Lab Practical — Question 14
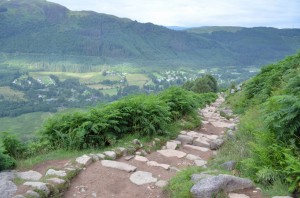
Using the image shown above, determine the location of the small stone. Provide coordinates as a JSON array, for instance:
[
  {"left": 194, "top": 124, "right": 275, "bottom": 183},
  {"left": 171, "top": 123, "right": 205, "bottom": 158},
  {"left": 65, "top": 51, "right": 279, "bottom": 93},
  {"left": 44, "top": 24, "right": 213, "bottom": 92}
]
[
  {"left": 116, "top": 147, "right": 127, "bottom": 156},
  {"left": 132, "top": 139, "right": 142, "bottom": 147},
  {"left": 272, "top": 197, "right": 293, "bottom": 198},
  {"left": 101, "top": 160, "right": 137, "bottom": 172},
  {"left": 92, "top": 192, "right": 97, "bottom": 197},
  {"left": 76, "top": 155, "right": 93, "bottom": 166},
  {"left": 154, "top": 138, "right": 160, "bottom": 142},
  {"left": 16, "top": 170, "right": 43, "bottom": 181},
  {"left": 170, "top": 140, "right": 181, "bottom": 145},
  {"left": 96, "top": 153, "right": 105, "bottom": 159},
  {"left": 135, "top": 151, "right": 142, "bottom": 155},
  {"left": 176, "top": 135, "right": 194, "bottom": 144},
  {"left": 46, "top": 178, "right": 66, "bottom": 184},
  {"left": 194, "top": 159, "right": 207, "bottom": 167},
  {"left": 228, "top": 193, "right": 250, "bottom": 198},
  {"left": 46, "top": 169, "right": 67, "bottom": 177},
  {"left": 103, "top": 151, "right": 117, "bottom": 159},
  {"left": 13, "top": 195, "right": 25, "bottom": 198},
  {"left": 180, "top": 131, "right": 187, "bottom": 135},
  {"left": 141, "top": 150, "right": 148, "bottom": 156},
  {"left": 125, "top": 155, "right": 134, "bottom": 161},
  {"left": 186, "top": 154, "right": 201, "bottom": 161},
  {"left": 155, "top": 180, "right": 168, "bottom": 188},
  {"left": 147, "top": 161, "right": 170, "bottom": 170},
  {"left": 134, "top": 155, "right": 149, "bottom": 162},
  {"left": 166, "top": 141, "right": 178, "bottom": 150},
  {"left": 157, "top": 149, "right": 186, "bottom": 158},
  {"left": 129, "top": 171, "right": 157, "bottom": 185},
  {"left": 26, "top": 190, "right": 40, "bottom": 198},
  {"left": 23, "top": 182, "right": 50, "bottom": 196}
]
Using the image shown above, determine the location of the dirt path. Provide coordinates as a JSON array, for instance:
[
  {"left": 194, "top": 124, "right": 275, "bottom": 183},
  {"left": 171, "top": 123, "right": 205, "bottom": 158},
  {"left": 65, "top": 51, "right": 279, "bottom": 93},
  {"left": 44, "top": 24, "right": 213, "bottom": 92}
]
[{"left": 63, "top": 95, "right": 262, "bottom": 198}]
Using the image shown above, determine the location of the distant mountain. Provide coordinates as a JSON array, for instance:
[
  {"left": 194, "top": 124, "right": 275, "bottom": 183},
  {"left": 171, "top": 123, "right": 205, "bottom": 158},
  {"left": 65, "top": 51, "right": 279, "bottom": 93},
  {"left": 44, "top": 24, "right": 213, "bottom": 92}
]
[
  {"left": 185, "top": 26, "right": 244, "bottom": 34},
  {"left": 166, "top": 26, "right": 190, "bottom": 31},
  {"left": 0, "top": 0, "right": 300, "bottom": 67}
]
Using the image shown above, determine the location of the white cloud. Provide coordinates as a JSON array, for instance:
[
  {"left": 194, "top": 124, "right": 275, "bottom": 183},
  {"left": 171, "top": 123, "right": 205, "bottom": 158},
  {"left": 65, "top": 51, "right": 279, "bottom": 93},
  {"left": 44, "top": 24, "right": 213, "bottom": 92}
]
[{"left": 48, "top": 0, "right": 300, "bottom": 28}]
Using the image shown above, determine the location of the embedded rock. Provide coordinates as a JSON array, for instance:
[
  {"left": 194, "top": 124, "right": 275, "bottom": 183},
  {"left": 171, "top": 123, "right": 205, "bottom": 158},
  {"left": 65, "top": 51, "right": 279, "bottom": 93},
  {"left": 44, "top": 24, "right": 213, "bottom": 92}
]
[
  {"left": 186, "top": 154, "right": 201, "bottom": 161},
  {"left": 190, "top": 174, "right": 254, "bottom": 198},
  {"left": 147, "top": 161, "right": 170, "bottom": 170},
  {"left": 23, "top": 182, "right": 50, "bottom": 196},
  {"left": 221, "top": 161, "right": 236, "bottom": 171},
  {"left": 176, "top": 135, "right": 194, "bottom": 144},
  {"left": 76, "top": 155, "right": 93, "bottom": 166},
  {"left": 134, "top": 155, "right": 149, "bottom": 162},
  {"left": 166, "top": 141, "right": 178, "bottom": 150},
  {"left": 103, "top": 151, "right": 117, "bottom": 159},
  {"left": 193, "top": 137, "right": 210, "bottom": 148},
  {"left": 101, "top": 160, "right": 137, "bottom": 172},
  {"left": 155, "top": 180, "right": 168, "bottom": 188},
  {"left": 183, "top": 145, "right": 210, "bottom": 152},
  {"left": 229, "top": 193, "right": 250, "bottom": 198},
  {"left": 16, "top": 170, "right": 42, "bottom": 181},
  {"left": 210, "top": 139, "right": 224, "bottom": 150},
  {"left": 45, "top": 169, "right": 67, "bottom": 177},
  {"left": 157, "top": 149, "right": 186, "bottom": 158},
  {"left": 129, "top": 171, "right": 157, "bottom": 185},
  {"left": 194, "top": 160, "right": 207, "bottom": 167},
  {"left": 46, "top": 177, "right": 66, "bottom": 185}
]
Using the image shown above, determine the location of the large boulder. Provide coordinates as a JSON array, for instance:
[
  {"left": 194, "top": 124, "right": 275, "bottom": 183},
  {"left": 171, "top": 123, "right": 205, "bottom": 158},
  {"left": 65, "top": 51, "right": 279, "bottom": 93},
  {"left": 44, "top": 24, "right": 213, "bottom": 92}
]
[
  {"left": 210, "top": 139, "right": 224, "bottom": 150},
  {"left": 23, "top": 182, "right": 50, "bottom": 196},
  {"left": 76, "top": 155, "right": 93, "bottom": 166},
  {"left": 190, "top": 174, "right": 254, "bottom": 198}
]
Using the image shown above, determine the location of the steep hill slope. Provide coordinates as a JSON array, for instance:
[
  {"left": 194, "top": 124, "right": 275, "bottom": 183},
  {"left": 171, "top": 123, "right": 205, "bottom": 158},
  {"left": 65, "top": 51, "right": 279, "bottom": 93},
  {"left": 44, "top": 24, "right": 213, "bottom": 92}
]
[{"left": 0, "top": 0, "right": 299, "bottom": 67}]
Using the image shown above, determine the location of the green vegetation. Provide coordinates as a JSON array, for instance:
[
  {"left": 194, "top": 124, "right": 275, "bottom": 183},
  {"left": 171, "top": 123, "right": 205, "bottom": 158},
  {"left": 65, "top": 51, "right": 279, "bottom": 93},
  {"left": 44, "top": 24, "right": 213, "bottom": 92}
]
[
  {"left": 183, "top": 74, "right": 218, "bottom": 93},
  {"left": 166, "top": 166, "right": 204, "bottom": 198},
  {"left": 218, "top": 52, "right": 300, "bottom": 196},
  {"left": 0, "top": 77, "right": 217, "bottom": 171}
]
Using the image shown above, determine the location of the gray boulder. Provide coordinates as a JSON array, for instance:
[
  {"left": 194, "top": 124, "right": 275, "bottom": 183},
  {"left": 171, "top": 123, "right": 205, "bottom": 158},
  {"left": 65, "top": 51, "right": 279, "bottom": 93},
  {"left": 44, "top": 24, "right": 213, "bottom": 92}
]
[
  {"left": 190, "top": 174, "right": 254, "bottom": 198},
  {"left": 23, "top": 182, "right": 50, "bottom": 196},
  {"left": 129, "top": 171, "right": 157, "bottom": 185},
  {"left": 210, "top": 139, "right": 224, "bottom": 150},
  {"left": 0, "top": 180, "right": 17, "bottom": 198},
  {"left": 176, "top": 135, "right": 194, "bottom": 144},
  {"left": 16, "top": 170, "right": 42, "bottom": 181}
]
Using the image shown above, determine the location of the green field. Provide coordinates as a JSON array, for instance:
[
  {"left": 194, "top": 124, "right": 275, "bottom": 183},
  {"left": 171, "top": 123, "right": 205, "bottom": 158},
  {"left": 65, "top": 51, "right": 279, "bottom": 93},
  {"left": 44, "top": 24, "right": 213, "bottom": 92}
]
[
  {"left": 0, "top": 108, "right": 85, "bottom": 140},
  {"left": 100, "top": 88, "right": 118, "bottom": 96},
  {"left": 0, "top": 86, "right": 25, "bottom": 101},
  {"left": 126, "top": 74, "right": 150, "bottom": 87},
  {"left": 0, "top": 112, "right": 52, "bottom": 140},
  {"left": 29, "top": 72, "right": 121, "bottom": 84}
]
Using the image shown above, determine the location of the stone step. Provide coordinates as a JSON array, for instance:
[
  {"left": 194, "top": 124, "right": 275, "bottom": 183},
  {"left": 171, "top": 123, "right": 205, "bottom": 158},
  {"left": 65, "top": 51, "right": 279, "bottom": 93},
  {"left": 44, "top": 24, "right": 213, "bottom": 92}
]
[
  {"left": 183, "top": 144, "right": 210, "bottom": 152},
  {"left": 134, "top": 155, "right": 149, "bottom": 162},
  {"left": 101, "top": 160, "right": 137, "bottom": 172},
  {"left": 157, "top": 149, "right": 187, "bottom": 158},
  {"left": 129, "top": 171, "right": 158, "bottom": 185},
  {"left": 146, "top": 161, "right": 170, "bottom": 170}
]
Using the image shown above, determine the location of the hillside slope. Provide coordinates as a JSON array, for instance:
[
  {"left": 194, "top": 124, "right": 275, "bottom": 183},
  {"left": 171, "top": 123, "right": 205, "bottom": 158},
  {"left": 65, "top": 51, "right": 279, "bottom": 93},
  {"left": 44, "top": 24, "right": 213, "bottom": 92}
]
[{"left": 0, "top": 0, "right": 299, "bottom": 67}]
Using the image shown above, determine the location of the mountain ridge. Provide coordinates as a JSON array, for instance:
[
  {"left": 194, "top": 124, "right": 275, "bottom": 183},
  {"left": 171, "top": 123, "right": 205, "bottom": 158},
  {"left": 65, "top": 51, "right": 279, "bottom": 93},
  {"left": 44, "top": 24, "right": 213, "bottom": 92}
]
[{"left": 0, "top": 0, "right": 300, "bottom": 67}]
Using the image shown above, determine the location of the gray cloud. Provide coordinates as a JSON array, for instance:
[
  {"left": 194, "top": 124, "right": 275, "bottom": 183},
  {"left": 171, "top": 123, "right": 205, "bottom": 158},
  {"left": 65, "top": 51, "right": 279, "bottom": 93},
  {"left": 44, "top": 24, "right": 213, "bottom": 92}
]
[{"left": 48, "top": 0, "right": 300, "bottom": 28}]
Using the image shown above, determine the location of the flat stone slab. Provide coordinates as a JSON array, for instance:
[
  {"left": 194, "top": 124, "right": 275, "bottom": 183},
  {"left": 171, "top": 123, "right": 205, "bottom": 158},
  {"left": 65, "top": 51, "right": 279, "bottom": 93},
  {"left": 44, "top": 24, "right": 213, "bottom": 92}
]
[
  {"left": 229, "top": 193, "right": 250, "bottom": 198},
  {"left": 130, "top": 171, "right": 157, "bottom": 185},
  {"left": 193, "top": 137, "right": 210, "bottom": 148},
  {"left": 134, "top": 155, "right": 149, "bottom": 162},
  {"left": 16, "top": 170, "right": 42, "bottom": 181},
  {"left": 76, "top": 155, "right": 93, "bottom": 166},
  {"left": 147, "top": 161, "right": 170, "bottom": 170},
  {"left": 101, "top": 160, "right": 137, "bottom": 172},
  {"left": 166, "top": 141, "right": 178, "bottom": 150},
  {"left": 194, "top": 159, "right": 207, "bottom": 167},
  {"left": 45, "top": 169, "right": 67, "bottom": 177},
  {"left": 183, "top": 145, "right": 210, "bottom": 152},
  {"left": 125, "top": 155, "right": 134, "bottom": 161},
  {"left": 157, "top": 149, "right": 187, "bottom": 158},
  {"left": 186, "top": 154, "right": 201, "bottom": 161},
  {"left": 23, "top": 182, "right": 50, "bottom": 195}
]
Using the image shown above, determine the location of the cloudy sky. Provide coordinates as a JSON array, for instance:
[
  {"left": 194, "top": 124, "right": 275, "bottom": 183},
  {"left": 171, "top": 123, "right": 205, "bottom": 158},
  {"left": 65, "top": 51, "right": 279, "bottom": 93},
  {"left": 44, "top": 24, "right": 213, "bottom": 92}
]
[{"left": 48, "top": 0, "right": 300, "bottom": 28}]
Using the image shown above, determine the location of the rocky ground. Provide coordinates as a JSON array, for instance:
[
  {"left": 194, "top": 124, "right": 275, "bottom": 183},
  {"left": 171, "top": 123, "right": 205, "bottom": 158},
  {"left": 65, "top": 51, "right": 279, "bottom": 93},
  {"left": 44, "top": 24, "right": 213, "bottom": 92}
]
[{"left": 1, "top": 95, "right": 292, "bottom": 198}]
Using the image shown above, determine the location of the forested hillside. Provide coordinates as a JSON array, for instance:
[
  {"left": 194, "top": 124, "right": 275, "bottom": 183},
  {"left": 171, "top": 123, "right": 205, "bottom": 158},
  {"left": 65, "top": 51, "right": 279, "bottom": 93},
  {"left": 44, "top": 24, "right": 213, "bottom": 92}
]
[
  {"left": 223, "top": 52, "right": 300, "bottom": 196},
  {"left": 0, "top": 0, "right": 299, "bottom": 67}
]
